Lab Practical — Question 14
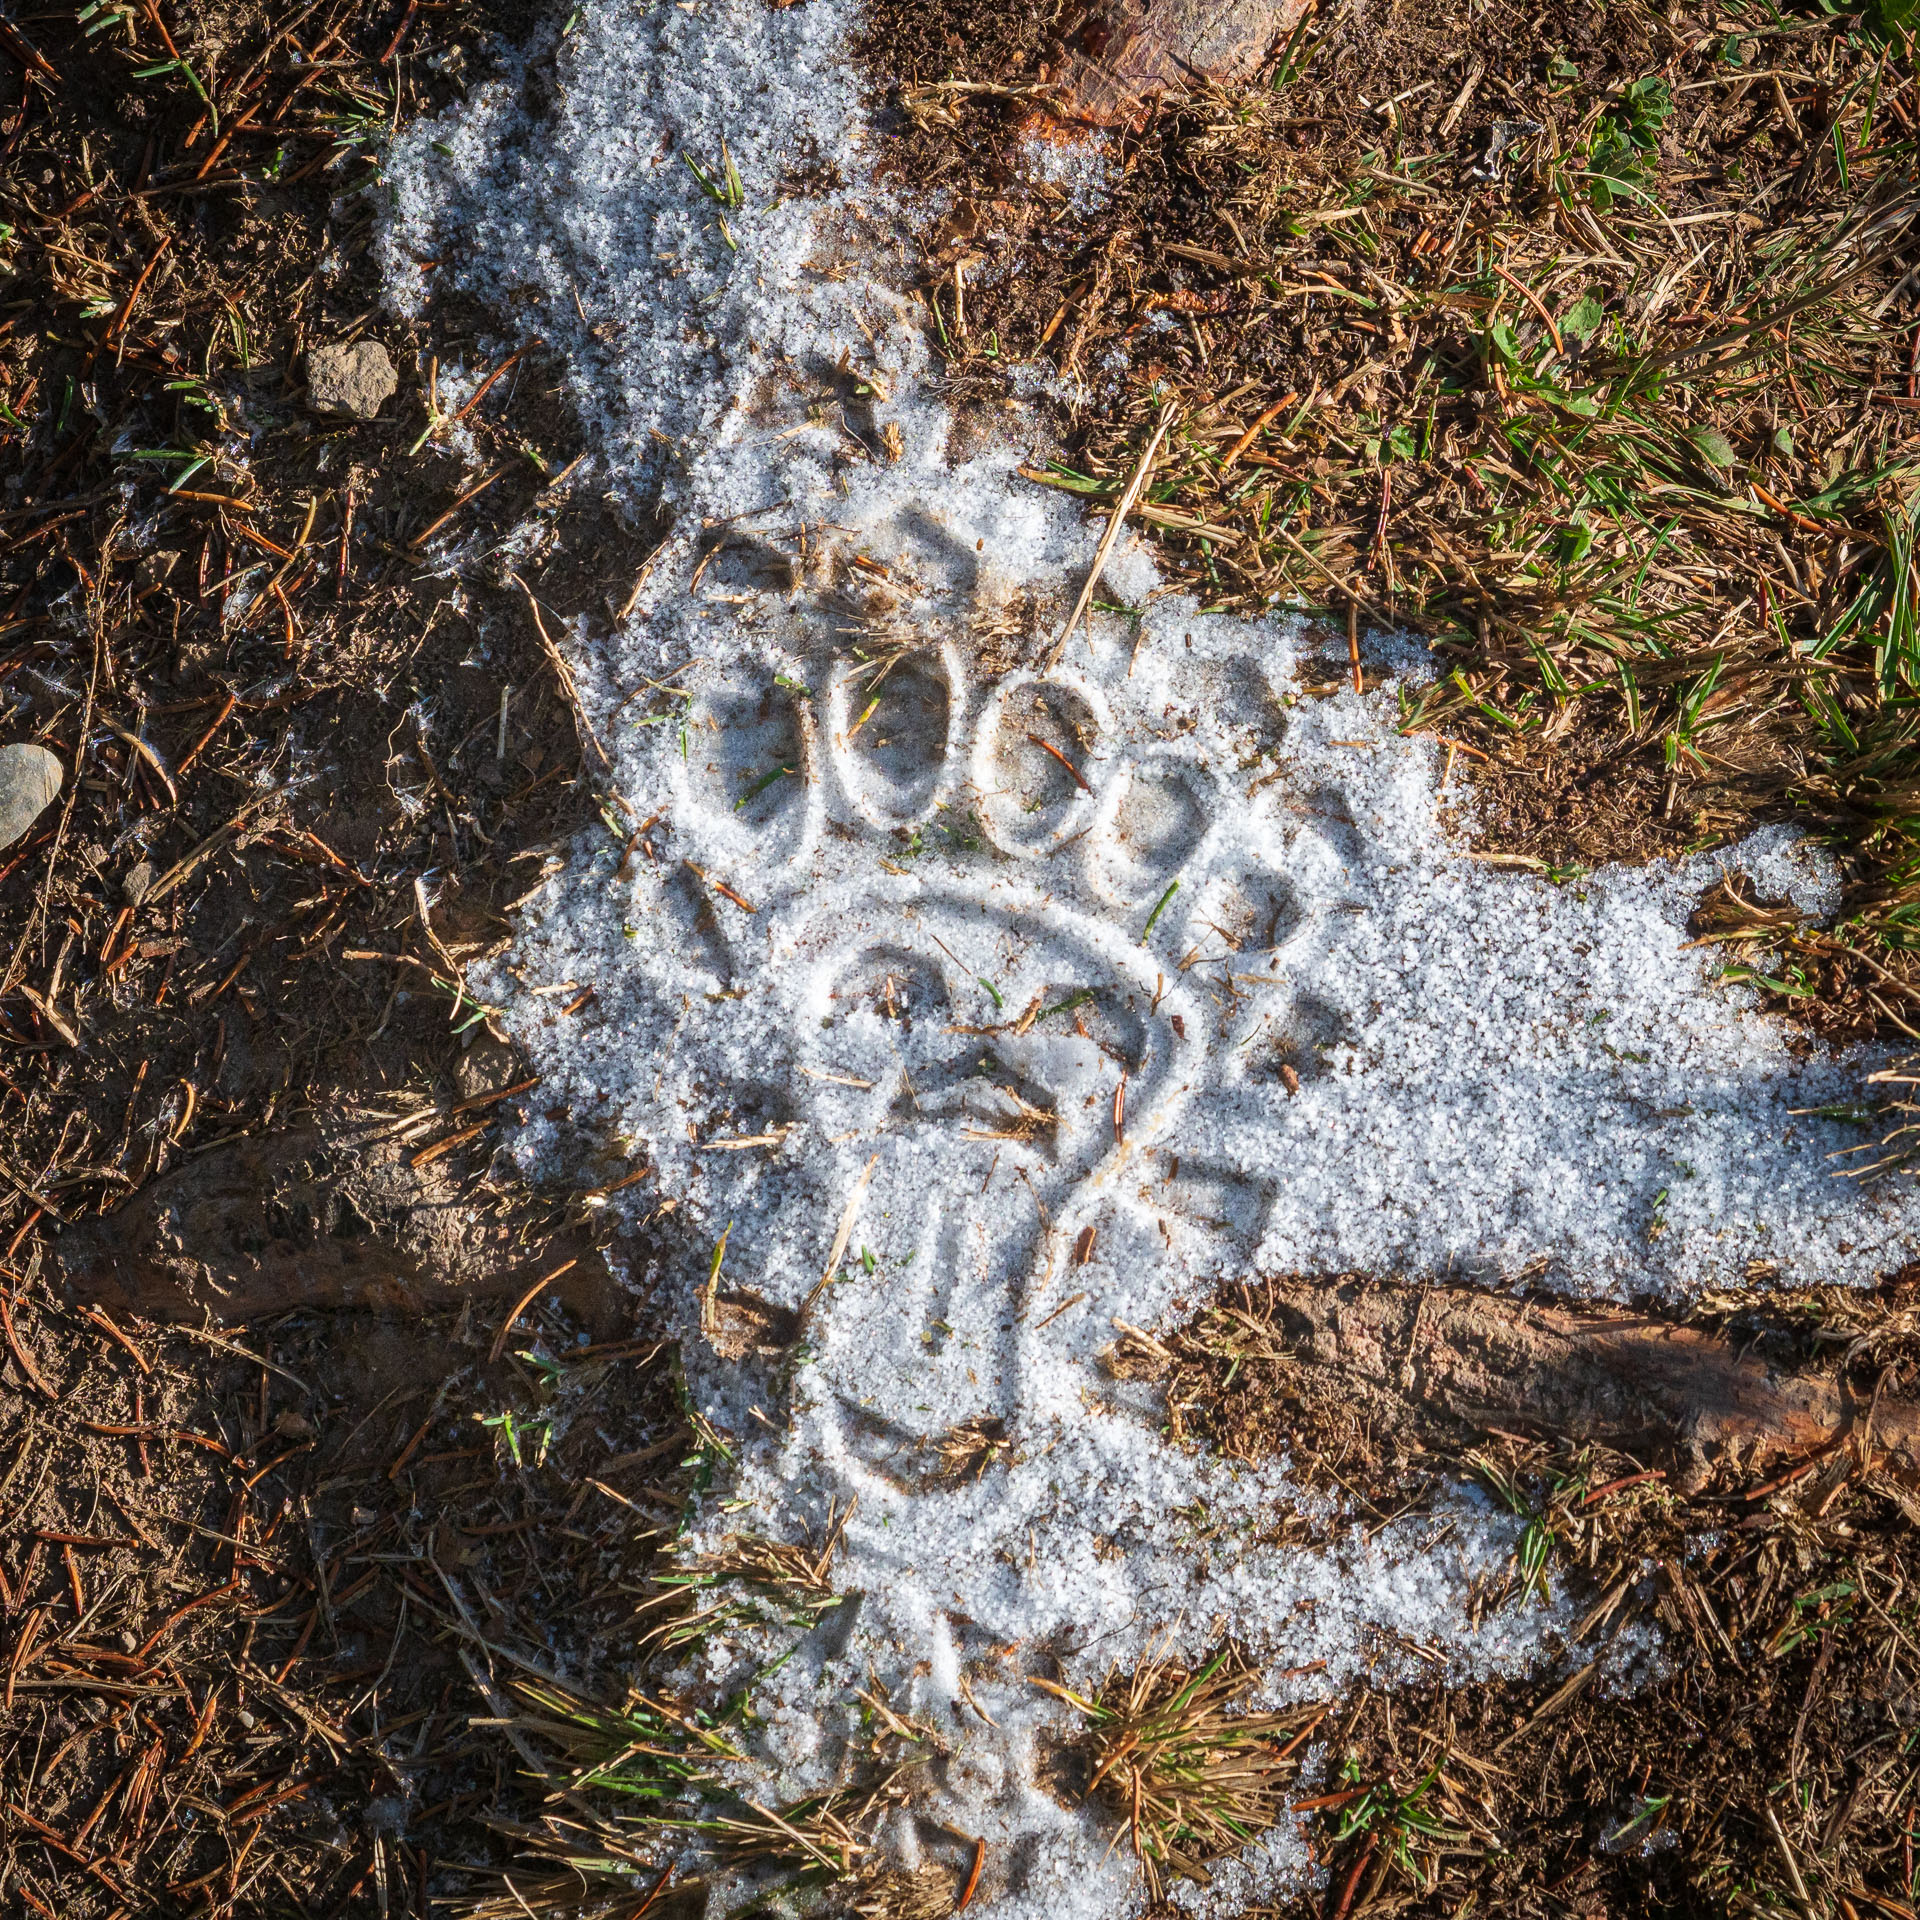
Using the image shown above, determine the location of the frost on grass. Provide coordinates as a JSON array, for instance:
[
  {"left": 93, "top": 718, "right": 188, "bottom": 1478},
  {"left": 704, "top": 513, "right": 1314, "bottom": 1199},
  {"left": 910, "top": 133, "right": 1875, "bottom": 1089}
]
[{"left": 381, "top": 2, "right": 1919, "bottom": 1911}]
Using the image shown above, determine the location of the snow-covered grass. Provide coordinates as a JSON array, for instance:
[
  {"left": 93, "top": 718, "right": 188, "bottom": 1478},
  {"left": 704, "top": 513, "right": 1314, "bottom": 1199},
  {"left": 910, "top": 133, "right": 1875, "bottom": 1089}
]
[{"left": 378, "top": 2, "right": 1920, "bottom": 1910}]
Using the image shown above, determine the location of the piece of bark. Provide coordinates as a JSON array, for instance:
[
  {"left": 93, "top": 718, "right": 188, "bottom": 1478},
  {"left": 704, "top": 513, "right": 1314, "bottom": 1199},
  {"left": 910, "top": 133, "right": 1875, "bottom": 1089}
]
[
  {"left": 53, "top": 1124, "right": 618, "bottom": 1326},
  {"left": 1055, "top": 0, "right": 1311, "bottom": 124},
  {"left": 1128, "top": 1282, "right": 1920, "bottom": 1489},
  {"left": 1249, "top": 1277, "right": 1920, "bottom": 1482}
]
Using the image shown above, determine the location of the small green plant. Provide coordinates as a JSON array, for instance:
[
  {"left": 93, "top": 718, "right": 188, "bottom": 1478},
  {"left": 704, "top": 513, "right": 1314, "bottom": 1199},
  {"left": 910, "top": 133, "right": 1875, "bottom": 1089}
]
[
  {"left": 683, "top": 141, "right": 745, "bottom": 210},
  {"left": 505, "top": 1676, "right": 739, "bottom": 1801},
  {"left": 1329, "top": 1760, "right": 1476, "bottom": 1896},
  {"left": 634, "top": 1501, "right": 852, "bottom": 1657},
  {"left": 635, "top": 687, "right": 695, "bottom": 759},
  {"left": 77, "top": 0, "right": 142, "bottom": 38},
  {"left": 1587, "top": 75, "right": 1673, "bottom": 210},
  {"left": 734, "top": 762, "right": 794, "bottom": 810},
  {"left": 477, "top": 1405, "right": 551, "bottom": 1469},
  {"left": 1469, "top": 1450, "right": 1556, "bottom": 1603},
  {"left": 683, "top": 140, "right": 745, "bottom": 248}
]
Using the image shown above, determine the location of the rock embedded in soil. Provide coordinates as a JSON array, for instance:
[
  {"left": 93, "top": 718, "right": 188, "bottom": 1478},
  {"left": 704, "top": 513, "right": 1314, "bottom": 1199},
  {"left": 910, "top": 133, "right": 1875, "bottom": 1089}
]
[
  {"left": 306, "top": 338, "right": 400, "bottom": 420},
  {"left": 1057, "top": 0, "right": 1311, "bottom": 122},
  {"left": 0, "top": 741, "right": 62, "bottom": 852}
]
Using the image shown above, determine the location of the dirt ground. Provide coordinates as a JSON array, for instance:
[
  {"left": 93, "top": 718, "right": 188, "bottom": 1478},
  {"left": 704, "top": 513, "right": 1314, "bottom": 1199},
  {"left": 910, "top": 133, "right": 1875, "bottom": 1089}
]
[
  {"left": 7, "top": 0, "right": 1920, "bottom": 1914},
  {"left": 1126, "top": 1272, "right": 1920, "bottom": 1918},
  {"left": 0, "top": 0, "right": 685, "bottom": 1909}
]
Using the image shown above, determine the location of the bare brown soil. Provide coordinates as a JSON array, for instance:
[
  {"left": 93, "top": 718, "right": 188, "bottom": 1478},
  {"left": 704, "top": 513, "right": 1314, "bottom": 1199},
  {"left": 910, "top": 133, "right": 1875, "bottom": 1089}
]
[
  {"left": 0, "top": 1, "right": 681, "bottom": 1912},
  {"left": 0, "top": 1278, "right": 686, "bottom": 1917},
  {"left": 1122, "top": 1273, "right": 1920, "bottom": 1917},
  {"left": 0, "top": 0, "right": 660, "bottom": 1310}
]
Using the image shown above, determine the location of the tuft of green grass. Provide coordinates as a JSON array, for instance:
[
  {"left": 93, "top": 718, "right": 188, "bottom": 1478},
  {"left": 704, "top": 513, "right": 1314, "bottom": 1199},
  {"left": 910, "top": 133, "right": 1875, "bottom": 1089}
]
[
  {"left": 503, "top": 1675, "right": 741, "bottom": 1801},
  {"left": 1321, "top": 1754, "right": 1486, "bottom": 1907},
  {"left": 1035, "top": 1640, "right": 1323, "bottom": 1897},
  {"left": 632, "top": 1500, "right": 852, "bottom": 1657}
]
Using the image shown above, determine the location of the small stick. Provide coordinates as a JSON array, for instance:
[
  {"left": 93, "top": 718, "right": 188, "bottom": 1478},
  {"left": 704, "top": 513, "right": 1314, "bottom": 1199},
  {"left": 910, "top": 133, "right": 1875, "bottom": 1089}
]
[
  {"left": 799, "top": 1155, "right": 880, "bottom": 1329},
  {"left": 134, "top": 1578, "right": 243, "bottom": 1661},
  {"left": 1026, "top": 732, "right": 1091, "bottom": 792},
  {"left": 1033, "top": 1291, "right": 1087, "bottom": 1330},
  {"left": 99, "top": 907, "right": 131, "bottom": 968},
  {"left": 511, "top": 572, "right": 611, "bottom": 769},
  {"left": 387, "top": 1413, "right": 435, "bottom": 1482},
  {"left": 1219, "top": 392, "right": 1295, "bottom": 471},
  {"left": 408, "top": 1122, "right": 488, "bottom": 1169},
  {"left": 1490, "top": 258, "right": 1565, "bottom": 355},
  {"left": 684, "top": 861, "right": 756, "bottom": 914},
  {"left": 1268, "top": 519, "right": 1395, "bottom": 628},
  {"left": 79, "top": 1305, "right": 150, "bottom": 1374},
  {"left": 957, "top": 1835, "right": 986, "bottom": 1910},
  {"left": 488, "top": 1260, "right": 577, "bottom": 1364},
  {"left": 449, "top": 1075, "right": 539, "bottom": 1118},
  {"left": 108, "top": 237, "right": 173, "bottom": 352},
  {"left": 0, "top": 1293, "right": 55, "bottom": 1398},
  {"left": 336, "top": 486, "right": 354, "bottom": 594},
  {"left": 378, "top": 0, "right": 420, "bottom": 61},
  {"left": 1328, "top": 1834, "right": 1378, "bottom": 1920},
  {"left": 452, "top": 342, "right": 537, "bottom": 423},
  {"left": 1764, "top": 1804, "right": 1820, "bottom": 1920},
  {"left": 177, "top": 691, "right": 237, "bottom": 772},
  {"left": 409, "top": 466, "right": 507, "bottom": 551},
  {"left": 632, "top": 1865, "right": 676, "bottom": 1919},
  {"left": 1046, "top": 402, "right": 1177, "bottom": 669},
  {"left": 0, "top": 18, "right": 57, "bottom": 80},
  {"left": 6, "top": 1608, "right": 46, "bottom": 1708},
  {"left": 1347, "top": 598, "right": 1363, "bottom": 695},
  {"left": 3, "top": 1209, "right": 42, "bottom": 1264}
]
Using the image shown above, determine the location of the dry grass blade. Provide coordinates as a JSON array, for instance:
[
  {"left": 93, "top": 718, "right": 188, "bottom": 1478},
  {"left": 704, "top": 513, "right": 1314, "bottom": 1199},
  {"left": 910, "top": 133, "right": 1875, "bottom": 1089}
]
[
  {"left": 447, "top": 1863, "right": 674, "bottom": 1920},
  {"left": 928, "top": 1413, "right": 1012, "bottom": 1485},
  {"left": 633, "top": 1501, "right": 855, "bottom": 1657},
  {"left": 1045, "top": 400, "right": 1178, "bottom": 669},
  {"left": 680, "top": 1496, "right": 854, "bottom": 1597},
  {"left": 839, "top": 1862, "right": 958, "bottom": 1919}
]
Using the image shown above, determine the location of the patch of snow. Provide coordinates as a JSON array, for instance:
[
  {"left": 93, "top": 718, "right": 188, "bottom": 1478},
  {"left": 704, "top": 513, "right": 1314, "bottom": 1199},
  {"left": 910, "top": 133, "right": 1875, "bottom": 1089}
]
[
  {"left": 1015, "top": 127, "right": 1119, "bottom": 217},
  {"left": 379, "top": 1, "right": 1917, "bottom": 1910}
]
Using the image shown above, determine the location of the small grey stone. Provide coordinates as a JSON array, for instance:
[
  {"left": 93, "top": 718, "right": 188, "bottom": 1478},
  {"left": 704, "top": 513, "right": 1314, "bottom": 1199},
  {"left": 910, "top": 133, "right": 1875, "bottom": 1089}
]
[
  {"left": 453, "top": 1031, "right": 523, "bottom": 1104},
  {"left": 122, "top": 858, "right": 156, "bottom": 906},
  {"left": 0, "top": 743, "right": 62, "bottom": 853},
  {"left": 307, "top": 339, "right": 399, "bottom": 421},
  {"left": 135, "top": 547, "right": 182, "bottom": 592}
]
